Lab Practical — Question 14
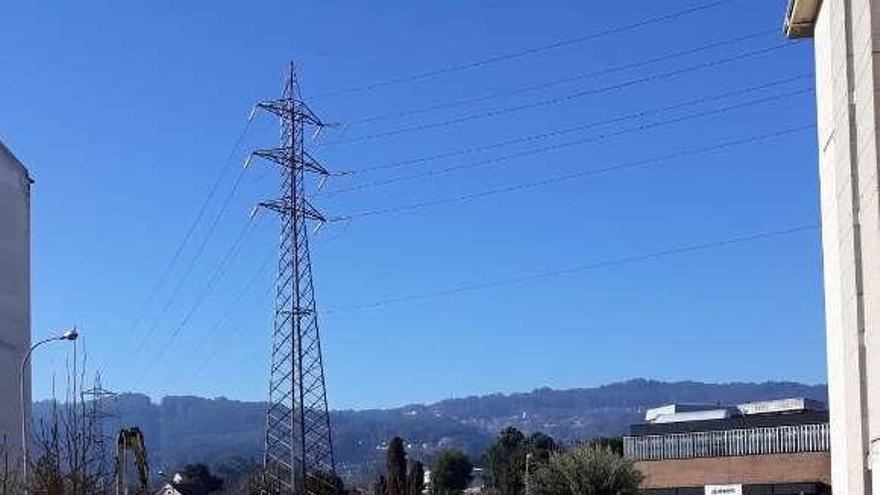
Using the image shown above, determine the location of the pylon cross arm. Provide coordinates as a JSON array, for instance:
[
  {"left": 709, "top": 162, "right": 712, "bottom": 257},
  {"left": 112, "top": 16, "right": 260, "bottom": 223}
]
[
  {"left": 248, "top": 148, "right": 329, "bottom": 176},
  {"left": 256, "top": 98, "right": 324, "bottom": 127},
  {"left": 257, "top": 199, "right": 326, "bottom": 222}
]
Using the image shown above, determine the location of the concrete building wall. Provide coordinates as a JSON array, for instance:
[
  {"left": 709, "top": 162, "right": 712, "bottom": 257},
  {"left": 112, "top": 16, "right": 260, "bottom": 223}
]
[
  {"left": 810, "top": 0, "right": 880, "bottom": 493},
  {"left": 635, "top": 452, "right": 831, "bottom": 489},
  {"left": 0, "top": 140, "right": 30, "bottom": 457}
]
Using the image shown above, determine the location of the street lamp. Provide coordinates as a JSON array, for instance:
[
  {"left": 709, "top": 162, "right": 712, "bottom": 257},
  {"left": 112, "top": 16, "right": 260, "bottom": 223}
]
[{"left": 19, "top": 327, "right": 78, "bottom": 495}]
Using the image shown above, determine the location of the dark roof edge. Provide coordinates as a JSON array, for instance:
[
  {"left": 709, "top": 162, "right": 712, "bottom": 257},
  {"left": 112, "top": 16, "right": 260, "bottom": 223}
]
[{"left": 630, "top": 410, "right": 830, "bottom": 436}]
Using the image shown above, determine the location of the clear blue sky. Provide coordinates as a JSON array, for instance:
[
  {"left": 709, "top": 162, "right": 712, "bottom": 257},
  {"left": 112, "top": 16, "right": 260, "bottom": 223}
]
[{"left": 1, "top": 1, "right": 824, "bottom": 410}]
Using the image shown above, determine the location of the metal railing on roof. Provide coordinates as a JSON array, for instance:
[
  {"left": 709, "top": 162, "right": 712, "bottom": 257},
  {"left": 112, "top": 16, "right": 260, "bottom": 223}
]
[{"left": 624, "top": 423, "right": 829, "bottom": 461}]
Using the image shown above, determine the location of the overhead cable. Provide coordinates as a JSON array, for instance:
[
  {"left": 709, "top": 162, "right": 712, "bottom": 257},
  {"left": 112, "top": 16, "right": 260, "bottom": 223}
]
[
  {"left": 323, "top": 44, "right": 789, "bottom": 146},
  {"left": 133, "top": 213, "right": 262, "bottom": 386},
  {"left": 349, "top": 29, "right": 778, "bottom": 125},
  {"left": 347, "top": 74, "right": 811, "bottom": 176},
  {"left": 322, "top": 88, "right": 812, "bottom": 196},
  {"left": 324, "top": 224, "right": 818, "bottom": 314},
  {"left": 100, "top": 118, "right": 254, "bottom": 377},
  {"left": 314, "top": 0, "right": 733, "bottom": 98},
  {"left": 124, "top": 166, "right": 251, "bottom": 366},
  {"left": 328, "top": 124, "right": 815, "bottom": 222}
]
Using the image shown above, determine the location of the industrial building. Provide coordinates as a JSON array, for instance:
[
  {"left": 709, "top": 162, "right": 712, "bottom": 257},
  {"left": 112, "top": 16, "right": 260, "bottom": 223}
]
[
  {"left": 624, "top": 398, "right": 831, "bottom": 494},
  {"left": 0, "top": 140, "right": 31, "bottom": 456},
  {"left": 783, "top": 0, "right": 880, "bottom": 493}
]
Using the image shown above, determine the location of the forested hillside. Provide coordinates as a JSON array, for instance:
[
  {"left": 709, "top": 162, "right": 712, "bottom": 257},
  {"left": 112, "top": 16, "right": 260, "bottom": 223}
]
[{"left": 32, "top": 379, "right": 827, "bottom": 479}]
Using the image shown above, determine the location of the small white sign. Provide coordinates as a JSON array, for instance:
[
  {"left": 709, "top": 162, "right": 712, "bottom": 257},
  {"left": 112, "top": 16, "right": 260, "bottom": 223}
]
[{"left": 705, "top": 485, "right": 743, "bottom": 495}]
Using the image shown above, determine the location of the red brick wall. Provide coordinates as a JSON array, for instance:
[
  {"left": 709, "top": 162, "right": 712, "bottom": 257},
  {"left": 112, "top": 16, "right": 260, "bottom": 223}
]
[{"left": 635, "top": 452, "right": 831, "bottom": 488}]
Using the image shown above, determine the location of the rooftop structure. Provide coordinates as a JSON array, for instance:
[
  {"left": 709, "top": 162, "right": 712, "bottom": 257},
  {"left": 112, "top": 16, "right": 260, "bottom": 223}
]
[
  {"left": 737, "top": 398, "right": 825, "bottom": 416},
  {"left": 648, "top": 406, "right": 740, "bottom": 425},
  {"left": 645, "top": 404, "right": 724, "bottom": 423}
]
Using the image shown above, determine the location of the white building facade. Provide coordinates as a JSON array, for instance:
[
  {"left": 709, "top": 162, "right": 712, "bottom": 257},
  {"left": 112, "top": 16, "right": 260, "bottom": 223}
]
[
  {"left": 0, "top": 140, "right": 31, "bottom": 457},
  {"left": 785, "top": 0, "right": 880, "bottom": 493}
]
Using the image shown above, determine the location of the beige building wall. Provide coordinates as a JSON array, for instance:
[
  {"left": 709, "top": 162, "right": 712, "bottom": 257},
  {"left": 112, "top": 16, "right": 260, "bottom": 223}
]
[
  {"left": 0, "top": 141, "right": 30, "bottom": 460},
  {"left": 787, "top": 0, "right": 880, "bottom": 493},
  {"left": 635, "top": 452, "right": 831, "bottom": 489}
]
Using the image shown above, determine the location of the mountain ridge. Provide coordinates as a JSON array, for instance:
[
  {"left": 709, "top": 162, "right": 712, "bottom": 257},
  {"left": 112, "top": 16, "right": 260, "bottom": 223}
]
[{"left": 32, "top": 378, "right": 828, "bottom": 479}]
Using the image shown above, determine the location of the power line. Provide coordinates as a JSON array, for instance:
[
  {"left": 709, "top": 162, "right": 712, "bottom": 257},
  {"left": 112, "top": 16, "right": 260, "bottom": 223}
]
[
  {"left": 347, "top": 74, "right": 810, "bottom": 176},
  {"left": 162, "top": 250, "right": 275, "bottom": 385},
  {"left": 133, "top": 213, "right": 263, "bottom": 386},
  {"left": 185, "top": 224, "right": 350, "bottom": 368},
  {"left": 107, "top": 118, "right": 254, "bottom": 374},
  {"left": 324, "top": 224, "right": 818, "bottom": 314},
  {"left": 349, "top": 29, "right": 777, "bottom": 125},
  {"left": 123, "top": 165, "right": 251, "bottom": 369},
  {"left": 322, "top": 44, "right": 789, "bottom": 146},
  {"left": 190, "top": 289, "right": 272, "bottom": 380},
  {"left": 187, "top": 261, "right": 275, "bottom": 382},
  {"left": 313, "top": 0, "right": 732, "bottom": 98},
  {"left": 322, "top": 87, "right": 812, "bottom": 196},
  {"left": 328, "top": 124, "right": 815, "bottom": 222}
]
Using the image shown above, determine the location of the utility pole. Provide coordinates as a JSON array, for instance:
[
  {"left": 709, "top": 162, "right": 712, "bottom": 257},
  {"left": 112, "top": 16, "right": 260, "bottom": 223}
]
[
  {"left": 82, "top": 372, "right": 117, "bottom": 490},
  {"left": 248, "top": 63, "right": 336, "bottom": 495}
]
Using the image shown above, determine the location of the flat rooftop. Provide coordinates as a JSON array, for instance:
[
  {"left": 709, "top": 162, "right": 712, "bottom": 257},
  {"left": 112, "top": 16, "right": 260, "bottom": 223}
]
[
  {"left": 633, "top": 398, "right": 827, "bottom": 436},
  {"left": 631, "top": 408, "right": 829, "bottom": 436}
]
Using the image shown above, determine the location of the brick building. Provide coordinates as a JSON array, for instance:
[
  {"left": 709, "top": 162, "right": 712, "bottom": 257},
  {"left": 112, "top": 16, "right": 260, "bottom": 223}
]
[{"left": 624, "top": 398, "right": 831, "bottom": 495}]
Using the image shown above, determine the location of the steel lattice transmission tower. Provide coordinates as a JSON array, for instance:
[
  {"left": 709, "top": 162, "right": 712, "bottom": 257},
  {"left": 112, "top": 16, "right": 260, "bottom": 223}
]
[
  {"left": 81, "top": 372, "right": 117, "bottom": 488},
  {"left": 249, "top": 63, "right": 336, "bottom": 495}
]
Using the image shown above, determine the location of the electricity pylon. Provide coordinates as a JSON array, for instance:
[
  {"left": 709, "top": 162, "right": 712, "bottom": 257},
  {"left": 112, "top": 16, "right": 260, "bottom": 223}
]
[
  {"left": 248, "top": 63, "right": 336, "bottom": 495},
  {"left": 81, "top": 372, "right": 117, "bottom": 490}
]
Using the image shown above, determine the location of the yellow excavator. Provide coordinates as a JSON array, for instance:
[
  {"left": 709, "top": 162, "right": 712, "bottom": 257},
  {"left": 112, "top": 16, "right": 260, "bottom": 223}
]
[{"left": 116, "top": 427, "right": 149, "bottom": 495}]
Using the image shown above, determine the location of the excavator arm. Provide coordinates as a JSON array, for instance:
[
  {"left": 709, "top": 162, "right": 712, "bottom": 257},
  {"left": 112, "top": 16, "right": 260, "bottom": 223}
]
[{"left": 116, "top": 427, "right": 149, "bottom": 495}]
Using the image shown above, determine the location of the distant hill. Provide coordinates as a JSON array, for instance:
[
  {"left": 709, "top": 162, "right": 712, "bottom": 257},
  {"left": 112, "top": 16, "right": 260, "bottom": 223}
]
[{"left": 32, "top": 379, "right": 827, "bottom": 480}]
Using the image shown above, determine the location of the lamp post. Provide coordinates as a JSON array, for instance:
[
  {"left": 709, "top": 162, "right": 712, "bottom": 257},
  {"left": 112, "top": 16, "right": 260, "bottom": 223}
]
[{"left": 19, "top": 327, "right": 78, "bottom": 495}]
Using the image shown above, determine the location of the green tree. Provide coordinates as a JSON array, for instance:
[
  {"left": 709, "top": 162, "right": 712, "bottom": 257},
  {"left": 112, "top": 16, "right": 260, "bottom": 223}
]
[
  {"left": 177, "top": 463, "right": 224, "bottom": 494},
  {"left": 483, "top": 427, "right": 526, "bottom": 495},
  {"left": 483, "top": 428, "right": 557, "bottom": 495},
  {"left": 387, "top": 437, "right": 408, "bottom": 495},
  {"left": 588, "top": 437, "right": 623, "bottom": 456},
  {"left": 431, "top": 450, "right": 472, "bottom": 495},
  {"left": 531, "top": 446, "right": 642, "bottom": 495},
  {"left": 526, "top": 432, "right": 557, "bottom": 463},
  {"left": 407, "top": 461, "right": 424, "bottom": 495},
  {"left": 212, "top": 456, "right": 258, "bottom": 491}
]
